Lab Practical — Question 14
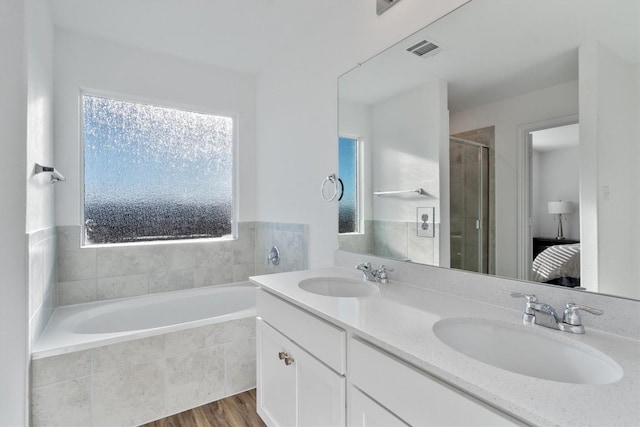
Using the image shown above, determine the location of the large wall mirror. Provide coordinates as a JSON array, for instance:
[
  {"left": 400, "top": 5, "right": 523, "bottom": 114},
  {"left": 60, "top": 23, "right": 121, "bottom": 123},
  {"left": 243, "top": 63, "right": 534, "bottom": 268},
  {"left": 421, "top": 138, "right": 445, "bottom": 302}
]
[{"left": 338, "top": 0, "right": 639, "bottom": 300}]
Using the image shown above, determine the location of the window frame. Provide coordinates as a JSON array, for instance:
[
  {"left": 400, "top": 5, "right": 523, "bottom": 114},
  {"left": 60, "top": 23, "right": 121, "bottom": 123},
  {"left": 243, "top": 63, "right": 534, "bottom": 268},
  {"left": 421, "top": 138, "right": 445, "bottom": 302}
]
[
  {"left": 79, "top": 89, "right": 239, "bottom": 247},
  {"left": 338, "top": 135, "right": 364, "bottom": 235}
]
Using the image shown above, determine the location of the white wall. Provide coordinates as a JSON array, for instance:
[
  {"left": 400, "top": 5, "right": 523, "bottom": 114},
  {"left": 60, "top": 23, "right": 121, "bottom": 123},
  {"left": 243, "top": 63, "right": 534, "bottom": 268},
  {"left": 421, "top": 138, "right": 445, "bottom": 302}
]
[
  {"left": 371, "top": 82, "right": 446, "bottom": 222},
  {"left": 579, "top": 42, "right": 640, "bottom": 299},
  {"left": 26, "top": 0, "right": 57, "bottom": 355},
  {"left": 531, "top": 151, "right": 541, "bottom": 236},
  {"left": 26, "top": 0, "right": 55, "bottom": 233},
  {"left": 54, "top": 30, "right": 258, "bottom": 227},
  {"left": 256, "top": 0, "right": 468, "bottom": 268},
  {"left": 532, "top": 147, "right": 580, "bottom": 240},
  {"left": 450, "top": 80, "right": 579, "bottom": 278},
  {"left": 0, "top": 1, "right": 28, "bottom": 424}
]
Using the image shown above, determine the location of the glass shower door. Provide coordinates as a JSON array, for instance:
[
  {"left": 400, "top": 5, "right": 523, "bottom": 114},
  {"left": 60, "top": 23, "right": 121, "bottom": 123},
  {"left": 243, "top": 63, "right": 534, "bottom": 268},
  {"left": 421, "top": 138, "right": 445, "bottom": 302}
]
[{"left": 450, "top": 137, "right": 490, "bottom": 274}]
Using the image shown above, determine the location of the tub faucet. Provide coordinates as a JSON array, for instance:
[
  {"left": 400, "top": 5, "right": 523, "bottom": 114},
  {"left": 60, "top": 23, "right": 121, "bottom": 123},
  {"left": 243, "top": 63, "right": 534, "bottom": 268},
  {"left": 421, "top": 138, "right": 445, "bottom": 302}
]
[
  {"left": 511, "top": 293, "right": 603, "bottom": 334},
  {"left": 356, "top": 263, "right": 394, "bottom": 283}
]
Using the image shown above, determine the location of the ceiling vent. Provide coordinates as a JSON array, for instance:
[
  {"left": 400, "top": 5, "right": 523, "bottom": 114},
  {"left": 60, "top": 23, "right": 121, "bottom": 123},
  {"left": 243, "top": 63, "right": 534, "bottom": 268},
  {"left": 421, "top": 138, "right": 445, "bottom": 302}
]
[{"left": 406, "top": 40, "right": 441, "bottom": 58}]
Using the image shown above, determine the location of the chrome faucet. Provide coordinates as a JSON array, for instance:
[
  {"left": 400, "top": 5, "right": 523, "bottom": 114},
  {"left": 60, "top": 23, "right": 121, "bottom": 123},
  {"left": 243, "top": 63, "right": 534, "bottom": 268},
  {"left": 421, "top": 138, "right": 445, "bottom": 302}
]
[
  {"left": 511, "top": 293, "right": 603, "bottom": 334},
  {"left": 356, "top": 262, "right": 376, "bottom": 281},
  {"left": 356, "top": 263, "right": 394, "bottom": 284}
]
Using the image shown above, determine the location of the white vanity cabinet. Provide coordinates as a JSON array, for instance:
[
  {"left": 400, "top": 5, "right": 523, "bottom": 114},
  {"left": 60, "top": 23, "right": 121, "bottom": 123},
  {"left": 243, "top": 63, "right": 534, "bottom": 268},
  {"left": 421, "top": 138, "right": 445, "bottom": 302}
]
[
  {"left": 256, "top": 290, "right": 346, "bottom": 427},
  {"left": 349, "top": 386, "right": 409, "bottom": 427},
  {"left": 349, "top": 337, "right": 522, "bottom": 427},
  {"left": 256, "top": 288, "right": 521, "bottom": 427}
]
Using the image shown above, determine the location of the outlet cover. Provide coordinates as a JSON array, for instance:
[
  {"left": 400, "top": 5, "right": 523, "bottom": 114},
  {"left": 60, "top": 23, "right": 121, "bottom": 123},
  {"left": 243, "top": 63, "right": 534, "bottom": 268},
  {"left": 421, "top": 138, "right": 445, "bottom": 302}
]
[{"left": 417, "top": 207, "right": 435, "bottom": 238}]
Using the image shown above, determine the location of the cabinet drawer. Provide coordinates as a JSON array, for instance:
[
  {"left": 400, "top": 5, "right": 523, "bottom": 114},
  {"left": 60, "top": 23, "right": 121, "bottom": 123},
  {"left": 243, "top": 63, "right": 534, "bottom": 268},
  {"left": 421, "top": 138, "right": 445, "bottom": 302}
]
[
  {"left": 258, "top": 289, "right": 346, "bottom": 374},
  {"left": 349, "top": 337, "right": 520, "bottom": 427}
]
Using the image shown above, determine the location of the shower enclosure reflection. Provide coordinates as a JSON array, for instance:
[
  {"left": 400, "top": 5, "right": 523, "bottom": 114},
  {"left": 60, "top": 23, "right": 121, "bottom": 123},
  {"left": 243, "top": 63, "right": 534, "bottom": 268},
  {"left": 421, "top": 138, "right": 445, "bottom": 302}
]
[{"left": 449, "top": 134, "right": 491, "bottom": 275}]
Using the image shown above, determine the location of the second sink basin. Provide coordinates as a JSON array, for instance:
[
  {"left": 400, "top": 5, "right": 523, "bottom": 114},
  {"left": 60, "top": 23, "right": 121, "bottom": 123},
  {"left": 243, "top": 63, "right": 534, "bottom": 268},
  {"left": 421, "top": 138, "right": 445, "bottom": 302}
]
[
  {"left": 298, "top": 277, "right": 380, "bottom": 298},
  {"left": 433, "top": 318, "right": 623, "bottom": 384}
]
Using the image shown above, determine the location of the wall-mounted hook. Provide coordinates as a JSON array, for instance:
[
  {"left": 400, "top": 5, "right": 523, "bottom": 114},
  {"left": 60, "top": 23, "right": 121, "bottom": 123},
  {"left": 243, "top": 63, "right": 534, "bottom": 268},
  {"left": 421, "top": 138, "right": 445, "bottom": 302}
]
[{"left": 34, "top": 163, "right": 66, "bottom": 184}]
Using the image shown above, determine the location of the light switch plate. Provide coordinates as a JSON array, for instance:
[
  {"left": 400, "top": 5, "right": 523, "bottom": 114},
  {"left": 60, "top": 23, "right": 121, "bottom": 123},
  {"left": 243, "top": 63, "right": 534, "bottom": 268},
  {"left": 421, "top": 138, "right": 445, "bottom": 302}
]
[{"left": 417, "top": 207, "right": 435, "bottom": 238}]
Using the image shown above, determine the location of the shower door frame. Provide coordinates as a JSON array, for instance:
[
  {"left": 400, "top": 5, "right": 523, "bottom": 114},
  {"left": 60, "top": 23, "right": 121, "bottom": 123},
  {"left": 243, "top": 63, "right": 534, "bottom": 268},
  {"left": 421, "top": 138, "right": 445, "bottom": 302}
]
[{"left": 450, "top": 136, "right": 491, "bottom": 274}]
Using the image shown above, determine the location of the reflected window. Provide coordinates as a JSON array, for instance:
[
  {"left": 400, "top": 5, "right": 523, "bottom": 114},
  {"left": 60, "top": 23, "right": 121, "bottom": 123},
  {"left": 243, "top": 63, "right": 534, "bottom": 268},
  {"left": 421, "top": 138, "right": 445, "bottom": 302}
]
[
  {"left": 82, "top": 94, "right": 234, "bottom": 245},
  {"left": 338, "top": 136, "right": 360, "bottom": 234}
]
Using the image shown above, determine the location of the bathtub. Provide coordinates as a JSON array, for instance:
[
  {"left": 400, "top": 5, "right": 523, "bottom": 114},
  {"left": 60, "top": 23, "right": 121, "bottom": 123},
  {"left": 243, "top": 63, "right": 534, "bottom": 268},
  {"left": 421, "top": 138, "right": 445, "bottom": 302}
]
[
  {"left": 32, "top": 282, "right": 256, "bottom": 359},
  {"left": 31, "top": 282, "right": 258, "bottom": 426}
]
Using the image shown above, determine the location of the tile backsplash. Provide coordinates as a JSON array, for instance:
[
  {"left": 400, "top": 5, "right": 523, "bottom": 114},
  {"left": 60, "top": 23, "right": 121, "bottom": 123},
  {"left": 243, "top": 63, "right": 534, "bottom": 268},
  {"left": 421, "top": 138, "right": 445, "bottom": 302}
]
[
  {"left": 338, "top": 220, "right": 439, "bottom": 265},
  {"left": 28, "top": 228, "right": 57, "bottom": 346},
  {"left": 55, "top": 221, "right": 308, "bottom": 307}
]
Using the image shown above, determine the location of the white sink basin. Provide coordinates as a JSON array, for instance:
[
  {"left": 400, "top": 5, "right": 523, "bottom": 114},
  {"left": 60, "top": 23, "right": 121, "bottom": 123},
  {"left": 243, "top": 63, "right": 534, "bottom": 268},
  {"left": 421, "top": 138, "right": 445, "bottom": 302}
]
[
  {"left": 298, "top": 277, "right": 380, "bottom": 298},
  {"left": 433, "top": 318, "right": 623, "bottom": 384}
]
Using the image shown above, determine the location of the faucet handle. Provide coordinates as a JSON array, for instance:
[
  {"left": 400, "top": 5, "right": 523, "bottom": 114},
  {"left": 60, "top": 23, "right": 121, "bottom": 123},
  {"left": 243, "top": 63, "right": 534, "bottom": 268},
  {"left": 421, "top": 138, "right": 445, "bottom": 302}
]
[
  {"left": 376, "top": 265, "right": 394, "bottom": 284},
  {"left": 563, "top": 302, "right": 603, "bottom": 326},
  {"left": 510, "top": 293, "right": 538, "bottom": 318},
  {"left": 510, "top": 292, "right": 538, "bottom": 303}
]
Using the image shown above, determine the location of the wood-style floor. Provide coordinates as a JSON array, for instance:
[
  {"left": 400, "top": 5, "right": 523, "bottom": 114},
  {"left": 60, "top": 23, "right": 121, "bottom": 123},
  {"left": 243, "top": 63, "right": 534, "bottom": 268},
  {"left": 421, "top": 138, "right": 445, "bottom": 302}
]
[{"left": 140, "top": 390, "right": 266, "bottom": 427}]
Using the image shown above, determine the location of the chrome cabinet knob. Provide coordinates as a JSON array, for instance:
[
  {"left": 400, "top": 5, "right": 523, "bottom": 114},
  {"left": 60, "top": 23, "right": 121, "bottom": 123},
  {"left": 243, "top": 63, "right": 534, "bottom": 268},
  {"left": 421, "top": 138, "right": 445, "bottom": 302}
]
[{"left": 278, "top": 351, "right": 294, "bottom": 365}]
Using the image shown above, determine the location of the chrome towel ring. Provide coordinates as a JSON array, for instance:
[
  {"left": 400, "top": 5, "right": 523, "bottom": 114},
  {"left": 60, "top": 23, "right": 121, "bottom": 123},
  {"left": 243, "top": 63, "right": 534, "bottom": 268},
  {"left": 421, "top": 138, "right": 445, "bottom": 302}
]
[{"left": 321, "top": 174, "right": 344, "bottom": 202}]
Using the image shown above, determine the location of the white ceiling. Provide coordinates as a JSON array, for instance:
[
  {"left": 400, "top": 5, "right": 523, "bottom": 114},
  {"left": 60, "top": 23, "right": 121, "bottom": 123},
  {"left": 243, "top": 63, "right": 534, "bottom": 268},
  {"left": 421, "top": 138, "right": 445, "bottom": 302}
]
[
  {"left": 532, "top": 123, "right": 579, "bottom": 152},
  {"left": 48, "top": 0, "right": 347, "bottom": 74},
  {"left": 49, "top": 0, "right": 639, "bottom": 108},
  {"left": 339, "top": 0, "right": 640, "bottom": 111}
]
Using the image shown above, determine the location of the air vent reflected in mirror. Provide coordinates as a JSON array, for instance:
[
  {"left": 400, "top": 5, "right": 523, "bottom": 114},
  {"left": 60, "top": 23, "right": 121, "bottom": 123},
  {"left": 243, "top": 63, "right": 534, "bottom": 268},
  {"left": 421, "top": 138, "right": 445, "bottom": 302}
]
[{"left": 406, "top": 39, "right": 441, "bottom": 58}]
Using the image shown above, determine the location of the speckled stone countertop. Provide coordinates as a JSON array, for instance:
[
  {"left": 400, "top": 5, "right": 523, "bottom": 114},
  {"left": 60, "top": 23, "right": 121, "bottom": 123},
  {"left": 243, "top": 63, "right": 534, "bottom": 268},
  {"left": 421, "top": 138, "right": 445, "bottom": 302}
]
[{"left": 250, "top": 267, "right": 640, "bottom": 427}]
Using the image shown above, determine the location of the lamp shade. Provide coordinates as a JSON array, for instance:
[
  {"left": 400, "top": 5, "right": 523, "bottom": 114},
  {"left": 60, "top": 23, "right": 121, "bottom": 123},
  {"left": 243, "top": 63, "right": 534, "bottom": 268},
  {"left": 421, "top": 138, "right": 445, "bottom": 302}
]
[{"left": 547, "top": 201, "right": 573, "bottom": 215}]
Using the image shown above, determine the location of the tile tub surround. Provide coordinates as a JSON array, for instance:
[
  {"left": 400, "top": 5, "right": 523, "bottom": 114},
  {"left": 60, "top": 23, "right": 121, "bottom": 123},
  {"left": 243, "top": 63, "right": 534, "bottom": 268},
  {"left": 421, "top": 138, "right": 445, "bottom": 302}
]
[
  {"left": 56, "top": 221, "right": 308, "bottom": 306},
  {"left": 254, "top": 222, "right": 309, "bottom": 275},
  {"left": 251, "top": 267, "right": 640, "bottom": 427},
  {"left": 31, "top": 317, "right": 256, "bottom": 427},
  {"left": 28, "top": 227, "right": 57, "bottom": 345}
]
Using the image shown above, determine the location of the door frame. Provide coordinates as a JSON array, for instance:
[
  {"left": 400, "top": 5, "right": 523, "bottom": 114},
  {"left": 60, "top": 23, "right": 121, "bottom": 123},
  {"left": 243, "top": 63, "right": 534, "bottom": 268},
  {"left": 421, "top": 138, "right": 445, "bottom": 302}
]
[{"left": 516, "top": 114, "right": 579, "bottom": 280}]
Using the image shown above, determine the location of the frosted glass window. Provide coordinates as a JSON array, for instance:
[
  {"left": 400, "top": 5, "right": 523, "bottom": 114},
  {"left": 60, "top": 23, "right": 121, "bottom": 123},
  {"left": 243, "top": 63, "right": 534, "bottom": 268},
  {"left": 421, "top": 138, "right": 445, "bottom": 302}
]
[
  {"left": 82, "top": 94, "right": 234, "bottom": 245},
  {"left": 339, "top": 137, "right": 359, "bottom": 234}
]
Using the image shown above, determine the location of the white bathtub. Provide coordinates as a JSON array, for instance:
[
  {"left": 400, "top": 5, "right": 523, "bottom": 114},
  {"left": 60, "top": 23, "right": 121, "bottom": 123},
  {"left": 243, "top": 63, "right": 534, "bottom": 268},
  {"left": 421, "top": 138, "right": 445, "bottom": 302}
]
[{"left": 33, "top": 283, "right": 256, "bottom": 359}]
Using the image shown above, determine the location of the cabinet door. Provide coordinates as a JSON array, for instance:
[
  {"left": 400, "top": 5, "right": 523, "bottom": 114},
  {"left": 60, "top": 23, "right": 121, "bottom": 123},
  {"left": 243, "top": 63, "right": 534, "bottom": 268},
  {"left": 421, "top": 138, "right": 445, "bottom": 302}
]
[
  {"left": 297, "top": 348, "right": 346, "bottom": 427},
  {"left": 349, "top": 386, "right": 408, "bottom": 427},
  {"left": 257, "top": 319, "right": 297, "bottom": 427},
  {"left": 258, "top": 319, "right": 346, "bottom": 427}
]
